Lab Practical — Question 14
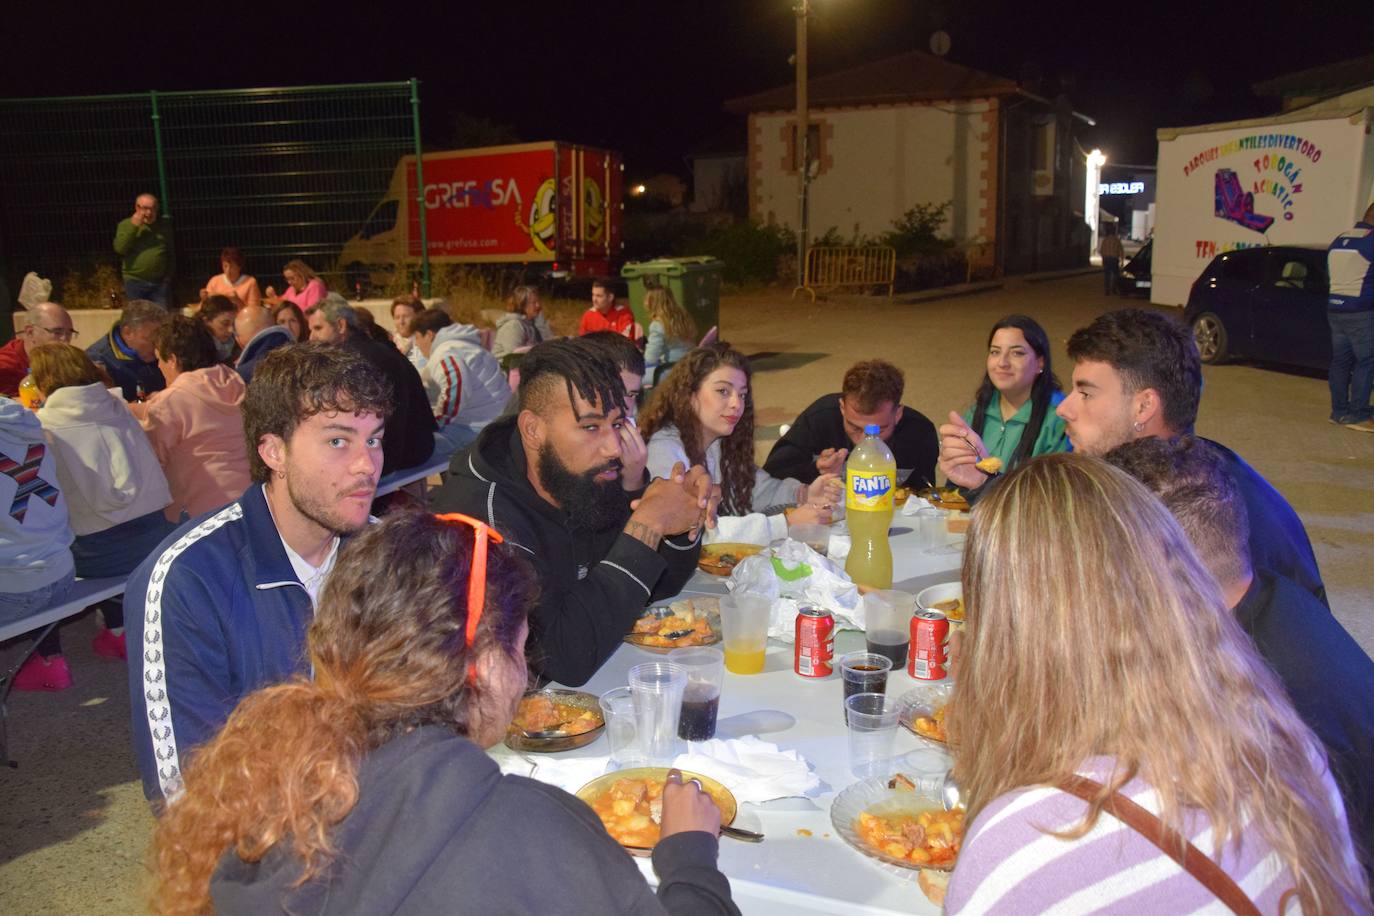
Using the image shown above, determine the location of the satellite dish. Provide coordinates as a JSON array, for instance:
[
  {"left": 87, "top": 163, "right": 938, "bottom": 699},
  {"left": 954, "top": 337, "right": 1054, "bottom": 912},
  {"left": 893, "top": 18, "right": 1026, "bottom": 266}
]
[{"left": 929, "top": 30, "right": 951, "bottom": 56}]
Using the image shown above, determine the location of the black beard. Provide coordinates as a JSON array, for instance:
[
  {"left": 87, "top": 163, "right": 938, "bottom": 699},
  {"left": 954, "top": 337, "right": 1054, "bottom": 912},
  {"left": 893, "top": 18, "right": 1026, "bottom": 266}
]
[{"left": 537, "top": 443, "right": 627, "bottom": 531}]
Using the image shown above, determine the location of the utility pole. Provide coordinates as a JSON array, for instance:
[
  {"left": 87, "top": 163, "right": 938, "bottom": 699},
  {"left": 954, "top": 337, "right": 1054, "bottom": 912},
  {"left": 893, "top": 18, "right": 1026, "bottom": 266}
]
[{"left": 795, "top": 0, "right": 810, "bottom": 287}]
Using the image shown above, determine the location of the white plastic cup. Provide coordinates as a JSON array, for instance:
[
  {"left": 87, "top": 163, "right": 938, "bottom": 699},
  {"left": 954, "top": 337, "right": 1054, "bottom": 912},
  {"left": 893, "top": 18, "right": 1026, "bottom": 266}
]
[
  {"left": 669, "top": 646, "right": 725, "bottom": 741},
  {"left": 719, "top": 592, "right": 771, "bottom": 674},
  {"left": 628, "top": 662, "right": 688, "bottom": 764},
  {"left": 845, "top": 692, "right": 902, "bottom": 779},
  {"left": 915, "top": 507, "right": 946, "bottom": 549},
  {"left": 788, "top": 521, "right": 831, "bottom": 556},
  {"left": 599, "top": 686, "right": 646, "bottom": 769}
]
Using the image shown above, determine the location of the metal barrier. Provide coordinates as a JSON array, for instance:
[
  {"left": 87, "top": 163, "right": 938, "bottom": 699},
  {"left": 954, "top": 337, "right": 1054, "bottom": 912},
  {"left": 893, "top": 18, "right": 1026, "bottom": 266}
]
[
  {"left": 793, "top": 246, "right": 896, "bottom": 300},
  {"left": 0, "top": 81, "right": 424, "bottom": 305}
]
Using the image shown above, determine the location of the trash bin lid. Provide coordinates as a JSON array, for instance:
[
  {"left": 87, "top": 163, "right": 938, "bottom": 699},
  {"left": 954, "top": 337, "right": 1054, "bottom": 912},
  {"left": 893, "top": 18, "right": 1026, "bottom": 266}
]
[{"left": 622, "top": 256, "right": 723, "bottom": 277}]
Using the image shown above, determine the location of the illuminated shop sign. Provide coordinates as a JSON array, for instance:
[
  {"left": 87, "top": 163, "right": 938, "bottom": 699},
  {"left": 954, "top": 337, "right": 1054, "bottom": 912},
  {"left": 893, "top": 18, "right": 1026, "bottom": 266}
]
[{"left": 1099, "top": 181, "right": 1146, "bottom": 195}]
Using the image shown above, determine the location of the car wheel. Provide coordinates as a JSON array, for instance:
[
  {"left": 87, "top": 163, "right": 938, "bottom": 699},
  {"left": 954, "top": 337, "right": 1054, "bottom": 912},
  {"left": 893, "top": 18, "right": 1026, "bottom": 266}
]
[{"left": 1192, "top": 312, "right": 1229, "bottom": 364}]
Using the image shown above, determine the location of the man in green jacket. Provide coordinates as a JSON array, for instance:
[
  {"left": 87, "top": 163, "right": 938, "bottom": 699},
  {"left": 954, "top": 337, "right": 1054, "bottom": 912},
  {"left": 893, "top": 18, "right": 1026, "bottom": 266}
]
[{"left": 113, "top": 193, "right": 173, "bottom": 307}]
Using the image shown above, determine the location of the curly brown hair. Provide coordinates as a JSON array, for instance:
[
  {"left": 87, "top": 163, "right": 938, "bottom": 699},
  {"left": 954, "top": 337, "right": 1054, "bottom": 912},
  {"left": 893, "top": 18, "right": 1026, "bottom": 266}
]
[
  {"left": 640, "top": 343, "right": 756, "bottom": 514},
  {"left": 149, "top": 511, "right": 537, "bottom": 915},
  {"left": 241, "top": 344, "right": 393, "bottom": 483}
]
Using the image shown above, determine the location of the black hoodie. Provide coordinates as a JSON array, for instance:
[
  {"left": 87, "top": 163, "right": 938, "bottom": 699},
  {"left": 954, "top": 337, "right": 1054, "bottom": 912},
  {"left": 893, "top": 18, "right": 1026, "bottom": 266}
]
[
  {"left": 211, "top": 726, "right": 740, "bottom": 915},
  {"left": 431, "top": 417, "right": 701, "bottom": 687}
]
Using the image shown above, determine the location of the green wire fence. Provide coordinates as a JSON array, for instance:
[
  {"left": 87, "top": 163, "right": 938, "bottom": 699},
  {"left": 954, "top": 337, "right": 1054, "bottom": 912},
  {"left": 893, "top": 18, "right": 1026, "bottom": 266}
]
[{"left": 0, "top": 80, "right": 427, "bottom": 307}]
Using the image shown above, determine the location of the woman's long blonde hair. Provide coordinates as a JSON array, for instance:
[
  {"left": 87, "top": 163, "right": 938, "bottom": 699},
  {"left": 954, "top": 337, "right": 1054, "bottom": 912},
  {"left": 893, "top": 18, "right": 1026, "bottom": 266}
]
[
  {"left": 149, "top": 513, "right": 536, "bottom": 915},
  {"left": 644, "top": 287, "right": 696, "bottom": 344},
  {"left": 952, "top": 453, "right": 1368, "bottom": 912}
]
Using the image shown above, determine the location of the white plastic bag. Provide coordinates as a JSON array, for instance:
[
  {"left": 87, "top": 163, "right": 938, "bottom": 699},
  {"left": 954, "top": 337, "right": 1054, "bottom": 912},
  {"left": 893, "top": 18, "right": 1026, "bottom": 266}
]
[{"left": 727, "top": 539, "right": 861, "bottom": 642}]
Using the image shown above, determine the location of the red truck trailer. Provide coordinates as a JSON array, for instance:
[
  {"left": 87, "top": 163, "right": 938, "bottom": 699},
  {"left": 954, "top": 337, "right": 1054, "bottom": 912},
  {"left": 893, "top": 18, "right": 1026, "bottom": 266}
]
[{"left": 338, "top": 141, "right": 623, "bottom": 292}]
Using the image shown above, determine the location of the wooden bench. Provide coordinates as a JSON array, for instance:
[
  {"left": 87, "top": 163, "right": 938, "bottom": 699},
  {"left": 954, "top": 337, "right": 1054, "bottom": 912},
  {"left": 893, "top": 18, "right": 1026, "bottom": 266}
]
[{"left": 1, "top": 576, "right": 128, "bottom": 767}]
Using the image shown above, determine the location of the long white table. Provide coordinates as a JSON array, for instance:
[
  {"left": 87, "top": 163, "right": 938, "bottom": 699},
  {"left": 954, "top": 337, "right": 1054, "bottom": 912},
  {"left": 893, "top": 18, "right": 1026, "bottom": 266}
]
[{"left": 490, "top": 522, "right": 963, "bottom": 916}]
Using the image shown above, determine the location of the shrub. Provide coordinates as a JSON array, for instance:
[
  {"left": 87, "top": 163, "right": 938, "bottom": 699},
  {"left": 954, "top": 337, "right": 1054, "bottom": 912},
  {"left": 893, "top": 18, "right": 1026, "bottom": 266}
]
[
  {"left": 879, "top": 202, "right": 954, "bottom": 259},
  {"left": 695, "top": 221, "right": 793, "bottom": 285}
]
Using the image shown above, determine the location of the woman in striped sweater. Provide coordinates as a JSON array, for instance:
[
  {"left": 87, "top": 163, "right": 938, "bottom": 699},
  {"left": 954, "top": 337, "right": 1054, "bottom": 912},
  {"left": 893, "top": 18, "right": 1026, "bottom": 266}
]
[{"left": 944, "top": 453, "right": 1369, "bottom": 914}]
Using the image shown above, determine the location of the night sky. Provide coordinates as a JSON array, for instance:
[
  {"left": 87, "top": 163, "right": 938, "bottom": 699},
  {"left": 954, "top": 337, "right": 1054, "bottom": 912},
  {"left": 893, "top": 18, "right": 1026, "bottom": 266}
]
[{"left": 4, "top": 2, "right": 1371, "bottom": 178}]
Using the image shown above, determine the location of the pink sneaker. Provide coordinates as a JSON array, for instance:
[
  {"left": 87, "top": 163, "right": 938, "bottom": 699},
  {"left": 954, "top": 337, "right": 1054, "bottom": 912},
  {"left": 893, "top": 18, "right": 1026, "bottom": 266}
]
[
  {"left": 92, "top": 628, "right": 127, "bottom": 661},
  {"left": 12, "top": 654, "right": 74, "bottom": 691}
]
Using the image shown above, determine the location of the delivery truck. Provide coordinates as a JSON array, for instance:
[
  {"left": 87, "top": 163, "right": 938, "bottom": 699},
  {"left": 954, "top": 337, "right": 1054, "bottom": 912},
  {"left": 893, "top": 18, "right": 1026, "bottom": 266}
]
[
  {"left": 338, "top": 141, "right": 623, "bottom": 293},
  {"left": 1152, "top": 107, "right": 1374, "bottom": 306}
]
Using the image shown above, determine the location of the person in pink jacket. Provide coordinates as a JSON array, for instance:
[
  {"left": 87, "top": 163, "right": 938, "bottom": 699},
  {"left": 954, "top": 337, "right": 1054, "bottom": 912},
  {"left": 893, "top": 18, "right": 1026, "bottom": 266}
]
[
  {"left": 133, "top": 315, "right": 250, "bottom": 521},
  {"left": 265, "top": 260, "right": 328, "bottom": 313}
]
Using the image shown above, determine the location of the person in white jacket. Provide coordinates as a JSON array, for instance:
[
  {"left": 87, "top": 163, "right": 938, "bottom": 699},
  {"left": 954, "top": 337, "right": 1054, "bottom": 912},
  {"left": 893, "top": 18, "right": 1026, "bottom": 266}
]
[
  {"left": 412, "top": 309, "right": 511, "bottom": 460},
  {"left": 31, "top": 343, "right": 174, "bottom": 662},
  {"left": 640, "top": 343, "right": 839, "bottom": 544},
  {"left": 1, "top": 396, "right": 78, "bottom": 690}
]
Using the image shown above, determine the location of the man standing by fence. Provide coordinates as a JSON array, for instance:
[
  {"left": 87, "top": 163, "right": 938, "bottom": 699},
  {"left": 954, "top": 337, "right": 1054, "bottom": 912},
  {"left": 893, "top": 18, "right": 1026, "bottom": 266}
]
[{"left": 114, "top": 194, "right": 173, "bottom": 307}]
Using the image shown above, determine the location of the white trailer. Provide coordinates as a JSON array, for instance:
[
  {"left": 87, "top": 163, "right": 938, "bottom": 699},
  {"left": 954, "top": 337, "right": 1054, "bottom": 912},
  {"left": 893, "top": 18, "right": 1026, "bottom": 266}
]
[{"left": 1153, "top": 107, "right": 1374, "bottom": 306}]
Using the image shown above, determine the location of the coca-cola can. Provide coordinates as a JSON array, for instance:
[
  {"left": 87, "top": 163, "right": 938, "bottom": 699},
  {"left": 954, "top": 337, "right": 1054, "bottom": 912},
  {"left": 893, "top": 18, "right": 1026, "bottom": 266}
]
[
  {"left": 909, "top": 610, "right": 950, "bottom": 680},
  {"left": 795, "top": 606, "right": 835, "bottom": 677}
]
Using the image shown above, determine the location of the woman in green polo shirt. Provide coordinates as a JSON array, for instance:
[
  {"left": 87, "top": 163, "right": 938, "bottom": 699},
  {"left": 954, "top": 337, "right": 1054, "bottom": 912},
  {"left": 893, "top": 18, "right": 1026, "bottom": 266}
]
[{"left": 961, "top": 315, "right": 1070, "bottom": 470}]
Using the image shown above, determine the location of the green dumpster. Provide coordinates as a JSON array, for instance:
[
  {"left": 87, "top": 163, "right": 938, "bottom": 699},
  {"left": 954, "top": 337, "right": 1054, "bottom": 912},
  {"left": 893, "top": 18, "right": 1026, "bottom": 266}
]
[{"left": 620, "top": 256, "right": 723, "bottom": 345}]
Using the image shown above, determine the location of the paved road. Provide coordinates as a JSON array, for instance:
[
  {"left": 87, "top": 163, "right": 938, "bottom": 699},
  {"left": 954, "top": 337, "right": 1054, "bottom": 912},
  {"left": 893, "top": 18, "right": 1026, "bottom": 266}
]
[{"left": 1, "top": 272, "right": 1369, "bottom": 914}]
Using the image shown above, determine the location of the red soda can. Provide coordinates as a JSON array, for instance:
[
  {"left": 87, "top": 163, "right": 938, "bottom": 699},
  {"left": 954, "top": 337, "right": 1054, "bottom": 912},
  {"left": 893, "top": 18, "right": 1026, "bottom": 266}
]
[
  {"left": 795, "top": 606, "right": 835, "bottom": 677},
  {"left": 909, "top": 610, "right": 950, "bottom": 680}
]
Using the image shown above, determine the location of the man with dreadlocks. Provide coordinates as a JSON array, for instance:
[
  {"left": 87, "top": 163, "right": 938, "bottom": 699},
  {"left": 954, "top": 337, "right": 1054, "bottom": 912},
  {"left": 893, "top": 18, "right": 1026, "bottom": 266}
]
[{"left": 432, "top": 338, "right": 714, "bottom": 687}]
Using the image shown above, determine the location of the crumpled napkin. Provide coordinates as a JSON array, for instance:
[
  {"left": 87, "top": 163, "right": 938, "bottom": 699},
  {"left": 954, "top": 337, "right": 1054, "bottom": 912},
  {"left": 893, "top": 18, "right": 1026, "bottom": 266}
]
[
  {"left": 671, "top": 735, "right": 821, "bottom": 804},
  {"left": 500, "top": 753, "right": 611, "bottom": 794},
  {"left": 899, "top": 495, "right": 936, "bottom": 516},
  {"left": 728, "top": 539, "right": 860, "bottom": 641}
]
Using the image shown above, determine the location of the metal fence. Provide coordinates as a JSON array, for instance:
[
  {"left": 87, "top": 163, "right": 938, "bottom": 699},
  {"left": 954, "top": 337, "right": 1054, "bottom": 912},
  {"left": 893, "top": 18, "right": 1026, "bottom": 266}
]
[
  {"left": 0, "top": 81, "right": 424, "bottom": 307},
  {"left": 793, "top": 246, "right": 897, "bottom": 300}
]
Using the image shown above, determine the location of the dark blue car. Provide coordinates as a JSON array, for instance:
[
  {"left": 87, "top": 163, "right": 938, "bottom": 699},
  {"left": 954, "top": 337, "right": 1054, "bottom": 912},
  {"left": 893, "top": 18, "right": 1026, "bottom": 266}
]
[{"left": 1184, "top": 245, "right": 1331, "bottom": 370}]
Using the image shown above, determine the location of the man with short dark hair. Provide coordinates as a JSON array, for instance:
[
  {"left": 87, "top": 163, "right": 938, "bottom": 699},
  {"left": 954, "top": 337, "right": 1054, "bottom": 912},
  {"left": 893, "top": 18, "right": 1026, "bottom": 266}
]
[
  {"left": 582, "top": 330, "right": 647, "bottom": 420},
  {"left": 86, "top": 299, "right": 168, "bottom": 401},
  {"left": 1106, "top": 435, "right": 1374, "bottom": 886},
  {"left": 125, "top": 344, "right": 391, "bottom": 803},
  {"left": 577, "top": 278, "right": 634, "bottom": 337},
  {"left": 233, "top": 306, "right": 295, "bottom": 384},
  {"left": 309, "top": 294, "right": 436, "bottom": 475},
  {"left": 114, "top": 193, "right": 173, "bottom": 307},
  {"left": 0, "top": 302, "right": 75, "bottom": 396},
  {"left": 764, "top": 359, "right": 937, "bottom": 488},
  {"left": 1325, "top": 200, "right": 1374, "bottom": 432},
  {"left": 432, "top": 338, "right": 713, "bottom": 687}
]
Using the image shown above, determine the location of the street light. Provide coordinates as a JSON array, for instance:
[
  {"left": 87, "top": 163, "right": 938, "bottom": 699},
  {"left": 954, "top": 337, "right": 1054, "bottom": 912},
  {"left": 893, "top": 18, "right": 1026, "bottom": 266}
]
[
  {"left": 795, "top": 0, "right": 811, "bottom": 286},
  {"left": 1085, "top": 148, "right": 1107, "bottom": 262}
]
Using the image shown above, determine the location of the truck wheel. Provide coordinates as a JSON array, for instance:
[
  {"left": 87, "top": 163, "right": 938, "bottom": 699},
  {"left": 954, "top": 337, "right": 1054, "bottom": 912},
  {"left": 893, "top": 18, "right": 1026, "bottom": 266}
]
[{"left": 1192, "top": 312, "right": 1229, "bottom": 364}]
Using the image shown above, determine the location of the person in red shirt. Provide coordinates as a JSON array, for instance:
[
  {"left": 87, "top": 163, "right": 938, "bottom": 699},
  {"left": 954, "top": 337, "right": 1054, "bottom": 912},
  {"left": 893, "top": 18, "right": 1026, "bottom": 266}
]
[
  {"left": 577, "top": 278, "right": 636, "bottom": 338},
  {"left": 0, "top": 302, "right": 76, "bottom": 397}
]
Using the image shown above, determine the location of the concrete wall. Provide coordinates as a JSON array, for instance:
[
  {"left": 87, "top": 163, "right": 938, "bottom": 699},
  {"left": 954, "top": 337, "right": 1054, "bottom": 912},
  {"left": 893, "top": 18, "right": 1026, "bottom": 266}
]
[{"left": 747, "top": 100, "right": 997, "bottom": 242}]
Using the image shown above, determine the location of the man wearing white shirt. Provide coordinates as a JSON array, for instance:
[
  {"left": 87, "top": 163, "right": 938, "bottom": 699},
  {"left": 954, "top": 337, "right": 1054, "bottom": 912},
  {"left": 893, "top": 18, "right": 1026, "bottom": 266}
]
[{"left": 125, "top": 344, "right": 390, "bottom": 803}]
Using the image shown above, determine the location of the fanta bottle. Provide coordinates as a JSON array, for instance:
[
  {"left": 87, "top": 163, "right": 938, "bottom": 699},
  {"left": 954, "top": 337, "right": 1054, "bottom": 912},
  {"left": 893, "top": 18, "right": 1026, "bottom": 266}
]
[
  {"left": 844, "top": 424, "right": 895, "bottom": 589},
  {"left": 18, "top": 375, "right": 42, "bottom": 410}
]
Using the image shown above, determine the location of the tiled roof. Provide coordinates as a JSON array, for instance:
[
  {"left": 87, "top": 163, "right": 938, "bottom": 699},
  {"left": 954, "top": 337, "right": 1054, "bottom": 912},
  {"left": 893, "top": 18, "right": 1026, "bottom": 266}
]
[
  {"left": 1253, "top": 53, "right": 1374, "bottom": 98},
  {"left": 725, "top": 50, "right": 1020, "bottom": 114}
]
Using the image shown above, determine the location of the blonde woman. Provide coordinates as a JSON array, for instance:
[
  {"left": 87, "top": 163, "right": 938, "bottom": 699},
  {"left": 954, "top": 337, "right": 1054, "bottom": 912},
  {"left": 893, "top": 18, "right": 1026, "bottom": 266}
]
[
  {"left": 642, "top": 287, "right": 697, "bottom": 384},
  {"left": 944, "top": 453, "right": 1369, "bottom": 914},
  {"left": 492, "top": 285, "right": 552, "bottom": 359},
  {"left": 264, "top": 260, "right": 327, "bottom": 312}
]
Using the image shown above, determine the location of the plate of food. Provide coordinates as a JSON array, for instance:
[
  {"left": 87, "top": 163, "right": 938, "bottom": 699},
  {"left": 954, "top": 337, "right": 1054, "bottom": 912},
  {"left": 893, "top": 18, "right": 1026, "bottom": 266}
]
[
  {"left": 625, "top": 597, "right": 721, "bottom": 652},
  {"left": 915, "top": 582, "right": 964, "bottom": 623},
  {"left": 831, "top": 774, "right": 966, "bottom": 904},
  {"left": 504, "top": 689, "right": 605, "bottom": 753},
  {"left": 897, "top": 681, "right": 956, "bottom": 744},
  {"left": 893, "top": 486, "right": 912, "bottom": 507},
  {"left": 697, "top": 542, "right": 765, "bottom": 576},
  {"left": 921, "top": 487, "right": 971, "bottom": 513},
  {"left": 576, "top": 767, "right": 738, "bottom": 856}
]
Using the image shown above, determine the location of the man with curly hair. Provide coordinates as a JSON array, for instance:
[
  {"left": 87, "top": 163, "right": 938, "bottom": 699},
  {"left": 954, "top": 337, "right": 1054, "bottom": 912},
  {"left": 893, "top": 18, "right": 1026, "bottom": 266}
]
[{"left": 125, "top": 344, "right": 391, "bottom": 804}]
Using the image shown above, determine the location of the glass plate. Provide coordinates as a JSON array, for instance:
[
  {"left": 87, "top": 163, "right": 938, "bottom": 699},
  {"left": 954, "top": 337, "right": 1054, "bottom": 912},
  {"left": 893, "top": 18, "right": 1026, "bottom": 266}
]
[{"left": 830, "top": 777, "right": 957, "bottom": 879}]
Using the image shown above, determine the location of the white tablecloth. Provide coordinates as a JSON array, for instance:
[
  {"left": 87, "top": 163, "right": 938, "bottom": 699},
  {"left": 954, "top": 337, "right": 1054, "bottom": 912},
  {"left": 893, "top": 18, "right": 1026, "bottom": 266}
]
[{"left": 489, "top": 525, "right": 963, "bottom": 916}]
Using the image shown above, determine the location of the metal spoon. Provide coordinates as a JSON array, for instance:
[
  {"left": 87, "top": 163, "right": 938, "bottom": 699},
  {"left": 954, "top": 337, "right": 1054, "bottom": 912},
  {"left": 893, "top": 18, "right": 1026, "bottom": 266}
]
[
  {"left": 648, "top": 797, "right": 765, "bottom": 844},
  {"left": 940, "top": 771, "right": 963, "bottom": 812}
]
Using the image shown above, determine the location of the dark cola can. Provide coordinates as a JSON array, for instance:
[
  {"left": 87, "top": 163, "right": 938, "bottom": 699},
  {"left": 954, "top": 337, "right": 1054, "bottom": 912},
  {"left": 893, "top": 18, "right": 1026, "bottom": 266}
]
[
  {"left": 909, "top": 609, "right": 950, "bottom": 680},
  {"left": 795, "top": 606, "right": 835, "bottom": 677}
]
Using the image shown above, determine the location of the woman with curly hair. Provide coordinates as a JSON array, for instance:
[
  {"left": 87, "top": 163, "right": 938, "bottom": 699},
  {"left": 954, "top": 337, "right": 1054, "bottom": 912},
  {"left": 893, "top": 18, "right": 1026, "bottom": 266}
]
[
  {"left": 150, "top": 511, "right": 739, "bottom": 916},
  {"left": 941, "top": 453, "right": 1369, "bottom": 913},
  {"left": 641, "top": 344, "right": 838, "bottom": 541}
]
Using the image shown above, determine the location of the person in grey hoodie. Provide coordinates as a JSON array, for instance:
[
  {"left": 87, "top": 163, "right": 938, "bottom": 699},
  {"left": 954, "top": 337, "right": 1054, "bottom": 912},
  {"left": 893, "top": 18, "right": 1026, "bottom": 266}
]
[
  {"left": 491, "top": 285, "right": 553, "bottom": 360},
  {"left": 151, "top": 511, "right": 740, "bottom": 916},
  {"left": 32, "top": 343, "right": 175, "bottom": 663},
  {"left": 1, "top": 396, "right": 77, "bottom": 690},
  {"left": 413, "top": 308, "right": 512, "bottom": 459}
]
